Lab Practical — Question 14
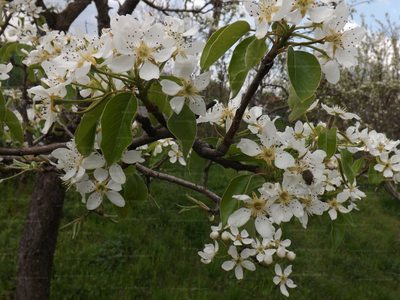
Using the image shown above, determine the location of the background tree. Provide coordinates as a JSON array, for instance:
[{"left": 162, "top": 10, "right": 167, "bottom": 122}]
[{"left": 1, "top": 1, "right": 231, "bottom": 299}]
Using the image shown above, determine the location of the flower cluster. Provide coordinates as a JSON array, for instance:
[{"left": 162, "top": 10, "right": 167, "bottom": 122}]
[{"left": 198, "top": 99, "right": 400, "bottom": 296}]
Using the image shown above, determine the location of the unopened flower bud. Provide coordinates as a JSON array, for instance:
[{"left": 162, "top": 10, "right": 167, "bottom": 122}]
[
  {"left": 277, "top": 246, "right": 286, "bottom": 258},
  {"left": 221, "top": 231, "right": 230, "bottom": 241},
  {"left": 287, "top": 251, "right": 296, "bottom": 261},
  {"left": 263, "top": 254, "right": 273, "bottom": 265},
  {"left": 210, "top": 231, "right": 219, "bottom": 240}
]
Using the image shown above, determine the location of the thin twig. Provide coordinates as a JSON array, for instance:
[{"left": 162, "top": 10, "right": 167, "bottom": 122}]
[{"left": 135, "top": 163, "right": 221, "bottom": 204}]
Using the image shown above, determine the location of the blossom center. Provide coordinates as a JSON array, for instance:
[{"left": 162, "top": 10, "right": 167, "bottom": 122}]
[
  {"left": 134, "top": 41, "right": 154, "bottom": 62},
  {"left": 278, "top": 189, "right": 293, "bottom": 205},
  {"left": 180, "top": 79, "right": 198, "bottom": 97},
  {"left": 259, "top": 1, "right": 279, "bottom": 24},
  {"left": 257, "top": 146, "right": 275, "bottom": 166},
  {"left": 245, "top": 192, "right": 268, "bottom": 217}
]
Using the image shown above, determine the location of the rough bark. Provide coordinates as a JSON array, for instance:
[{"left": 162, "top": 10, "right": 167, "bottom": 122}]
[
  {"left": 36, "top": 0, "right": 92, "bottom": 32},
  {"left": 15, "top": 171, "right": 65, "bottom": 300},
  {"left": 94, "top": 0, "right": 111, "bottom": 33}
]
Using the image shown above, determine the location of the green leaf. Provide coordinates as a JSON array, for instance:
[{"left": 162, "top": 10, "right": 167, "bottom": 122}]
[
  {"left": 243, "top": 218, "right": 256, "bottom": 239},
  {"left": 113, "top": 203, "right": 132, "bottom": 219},
  {"left": 288, "top": 85, "right": 315, "bottom": 122},
  {"left": 352, "top": 157, "right": 365, "bottom": 174},
  {"left": 65, "top": 85, "right": 77, "bottom": 100},
  {"left": 262, "top": 271, "right": 274, "bottom": 297},
  {"left": 115, "top": 173, "right": 148, "bottom": 219},
  {"left": 331, "top": 212, "right": 346, "bottom": 250},
  {"left": 124, "top": 173, "right": 148, "bottom": 203},
  {"left": 0, "top": 42, "right": 31, "bottom": 63},
  {"left": 229, "top": 36, "right": 267, "bottom": 98},
  {"left": 101, "top": 93, "right": 138, "bottom": 166},
  {"left": 4, "top": 109, "right": 23, "bottom": 144},
  {"left": 342, "top": 211, "right": 355, "bottom": 227},
  {"left": 167, "top": 104, "right": 196, "bottom": 159},
  {"left": 220, "top": 174, "right": 251, "bottom": 228},
  {"left": 0, "top": 90, "right": 5, "bottom": 127},
  {"left": 368, "top": 162, "right": 385, "bottom": 184},
  {"left": 340, "top": 149, "right": 355, "bottom": 185},
  {"left": 75, "top": 95, "right": 112, "bottom": 156},
  {"left": 187, "top": 151, "right": 207, "bottom": 185},
  {"left": 317, "top": 127, "right": 337, "bottom": 158},
  {"left": 148, "top": 82, "right": 173, "bottom": 118},
  {"left": 287, "top": 47, "right": 321, "bottom": 101},
  {"left": 200, "top": 21, "right": 250, "bottom": 71}
]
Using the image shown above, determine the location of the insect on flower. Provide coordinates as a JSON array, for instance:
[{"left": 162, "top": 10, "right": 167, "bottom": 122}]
[{"left": 301, "top": 169, "right": 314, "bottom": 185}]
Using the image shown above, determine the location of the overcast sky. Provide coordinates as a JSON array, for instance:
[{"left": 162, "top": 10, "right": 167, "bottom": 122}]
[{"left": 46, "top": 0, "right": 399, "bottom": 35}]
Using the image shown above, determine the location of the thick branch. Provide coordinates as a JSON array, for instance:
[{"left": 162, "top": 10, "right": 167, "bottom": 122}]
[
  {"left": 384, "top": 181, "right": 400, "bottom": 202},
  {"left": 37, "top": 0, "right": 92, "bottom": 32},
  {"left": 135, "top": 163, "right": 221, "bottom": 204},
  {"left": 135, "top": 113, "right": 157, "bottom": 137},
  {"left": 128, "top": 126, "right": 172, "bottom": 149},
  {"left": 192, "top": 138, "right": 264, "bottom": 173},
  {"left": 117, "top": 0, "right": 140, "bottom": 15},
  {"left": 93, "top": 0, "right": 111, "bottom": 33},
  {"left": 216, "top": 57, "right": 275, "bottom": 156},
  {"left": 213, "top": 31, "right": 293, "bottom": 157},
  {"left": 0, "top": 143, "right": 67, "bottom": 156}
]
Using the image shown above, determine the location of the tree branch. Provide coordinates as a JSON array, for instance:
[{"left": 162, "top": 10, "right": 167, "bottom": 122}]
[
  {"left": 141, "top": 0, "right": 213, "bottom": 15},
  {"left": 135, "top": 163, "right": 221, "bottom": 204},
  {"left": 117, "top": 0, "right": 140, "bottom": 16},
  {"left": 0, "top": 143, "right": 67, "bottom": 156},
  {"left": 37, "top": 0, "right": 92, "bottom": 32},
  {"left": 93, "top": 0, "right": 111, "bottom": 33}
]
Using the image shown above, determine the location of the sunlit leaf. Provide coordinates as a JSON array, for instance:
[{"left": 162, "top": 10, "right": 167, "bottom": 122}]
[
  {"left": 201, "top": 21, "right": 250, "bottom": 71},
  {"left": 101, "top": 93, "right": 138, "bottom": 166},
  {"left": 287, "top": 47, "right": 321, "bottom": 101},
  {"left": 229, "top": 36, "right": 267, "bottom": 98}
]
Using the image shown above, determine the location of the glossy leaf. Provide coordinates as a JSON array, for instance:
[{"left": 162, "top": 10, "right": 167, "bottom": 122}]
[
  {"left": 148, "top": 81, "right": 173, "bottom": 118},
  {"left": 352, "top": 157, "right": 365, "bottom": 174},
  {"left": 229, "top": 36, "right": 267, "bottom": 98},
  {"left": 4, "top": 109, "right": 23, "bottom": 144},
  {"left": 220, "top": 174, "right": 251, "bottom": 228},
  {"left": 101, "top": 93, "right": 138, "bottom": 166},
  {"left": 200, "top": 21, "right": 250, "bottom": 71},
  {"left": 75, "top": 95, "right": 112, "bottom": 156},
  {"left": 0, "top": 42, "right": 31, "bottom": 63},
  {"left": 287, "top": 47, "right": 321, "bottom": 101},
  {"left": 318, "top": 127, "right": 337, "bottom": 158},
  {"left": 331, "top": 211, "right": 346, "bottom": 250},
  {"left": 340, "top": 149, "right": 354, "bottom": 185},
  {"left": 368, "top": 162, "right": 385, "bottom": 184},
  {"left": 167, "top": 104, "right": 196, "bottom": 159},
  {"left": 288, "top": 85, "right": 316, "bottom": 122},
  {"left": 124, "top": 173, "right": 148, "bottom": 203}
]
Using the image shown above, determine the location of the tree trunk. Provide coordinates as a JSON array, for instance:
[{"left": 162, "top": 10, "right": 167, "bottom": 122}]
[{"left": 15, "top": 171, "right": 65, "bottom": 300}]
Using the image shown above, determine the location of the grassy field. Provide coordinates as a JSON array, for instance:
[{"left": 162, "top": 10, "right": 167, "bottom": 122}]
[{"left": 1, "top": 164, "right": 400, "bottom": 299}]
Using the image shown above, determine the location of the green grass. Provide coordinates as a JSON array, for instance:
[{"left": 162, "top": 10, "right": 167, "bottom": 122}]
[{"left": 1, "top": 166, "right": 400, "bottom": 299}]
